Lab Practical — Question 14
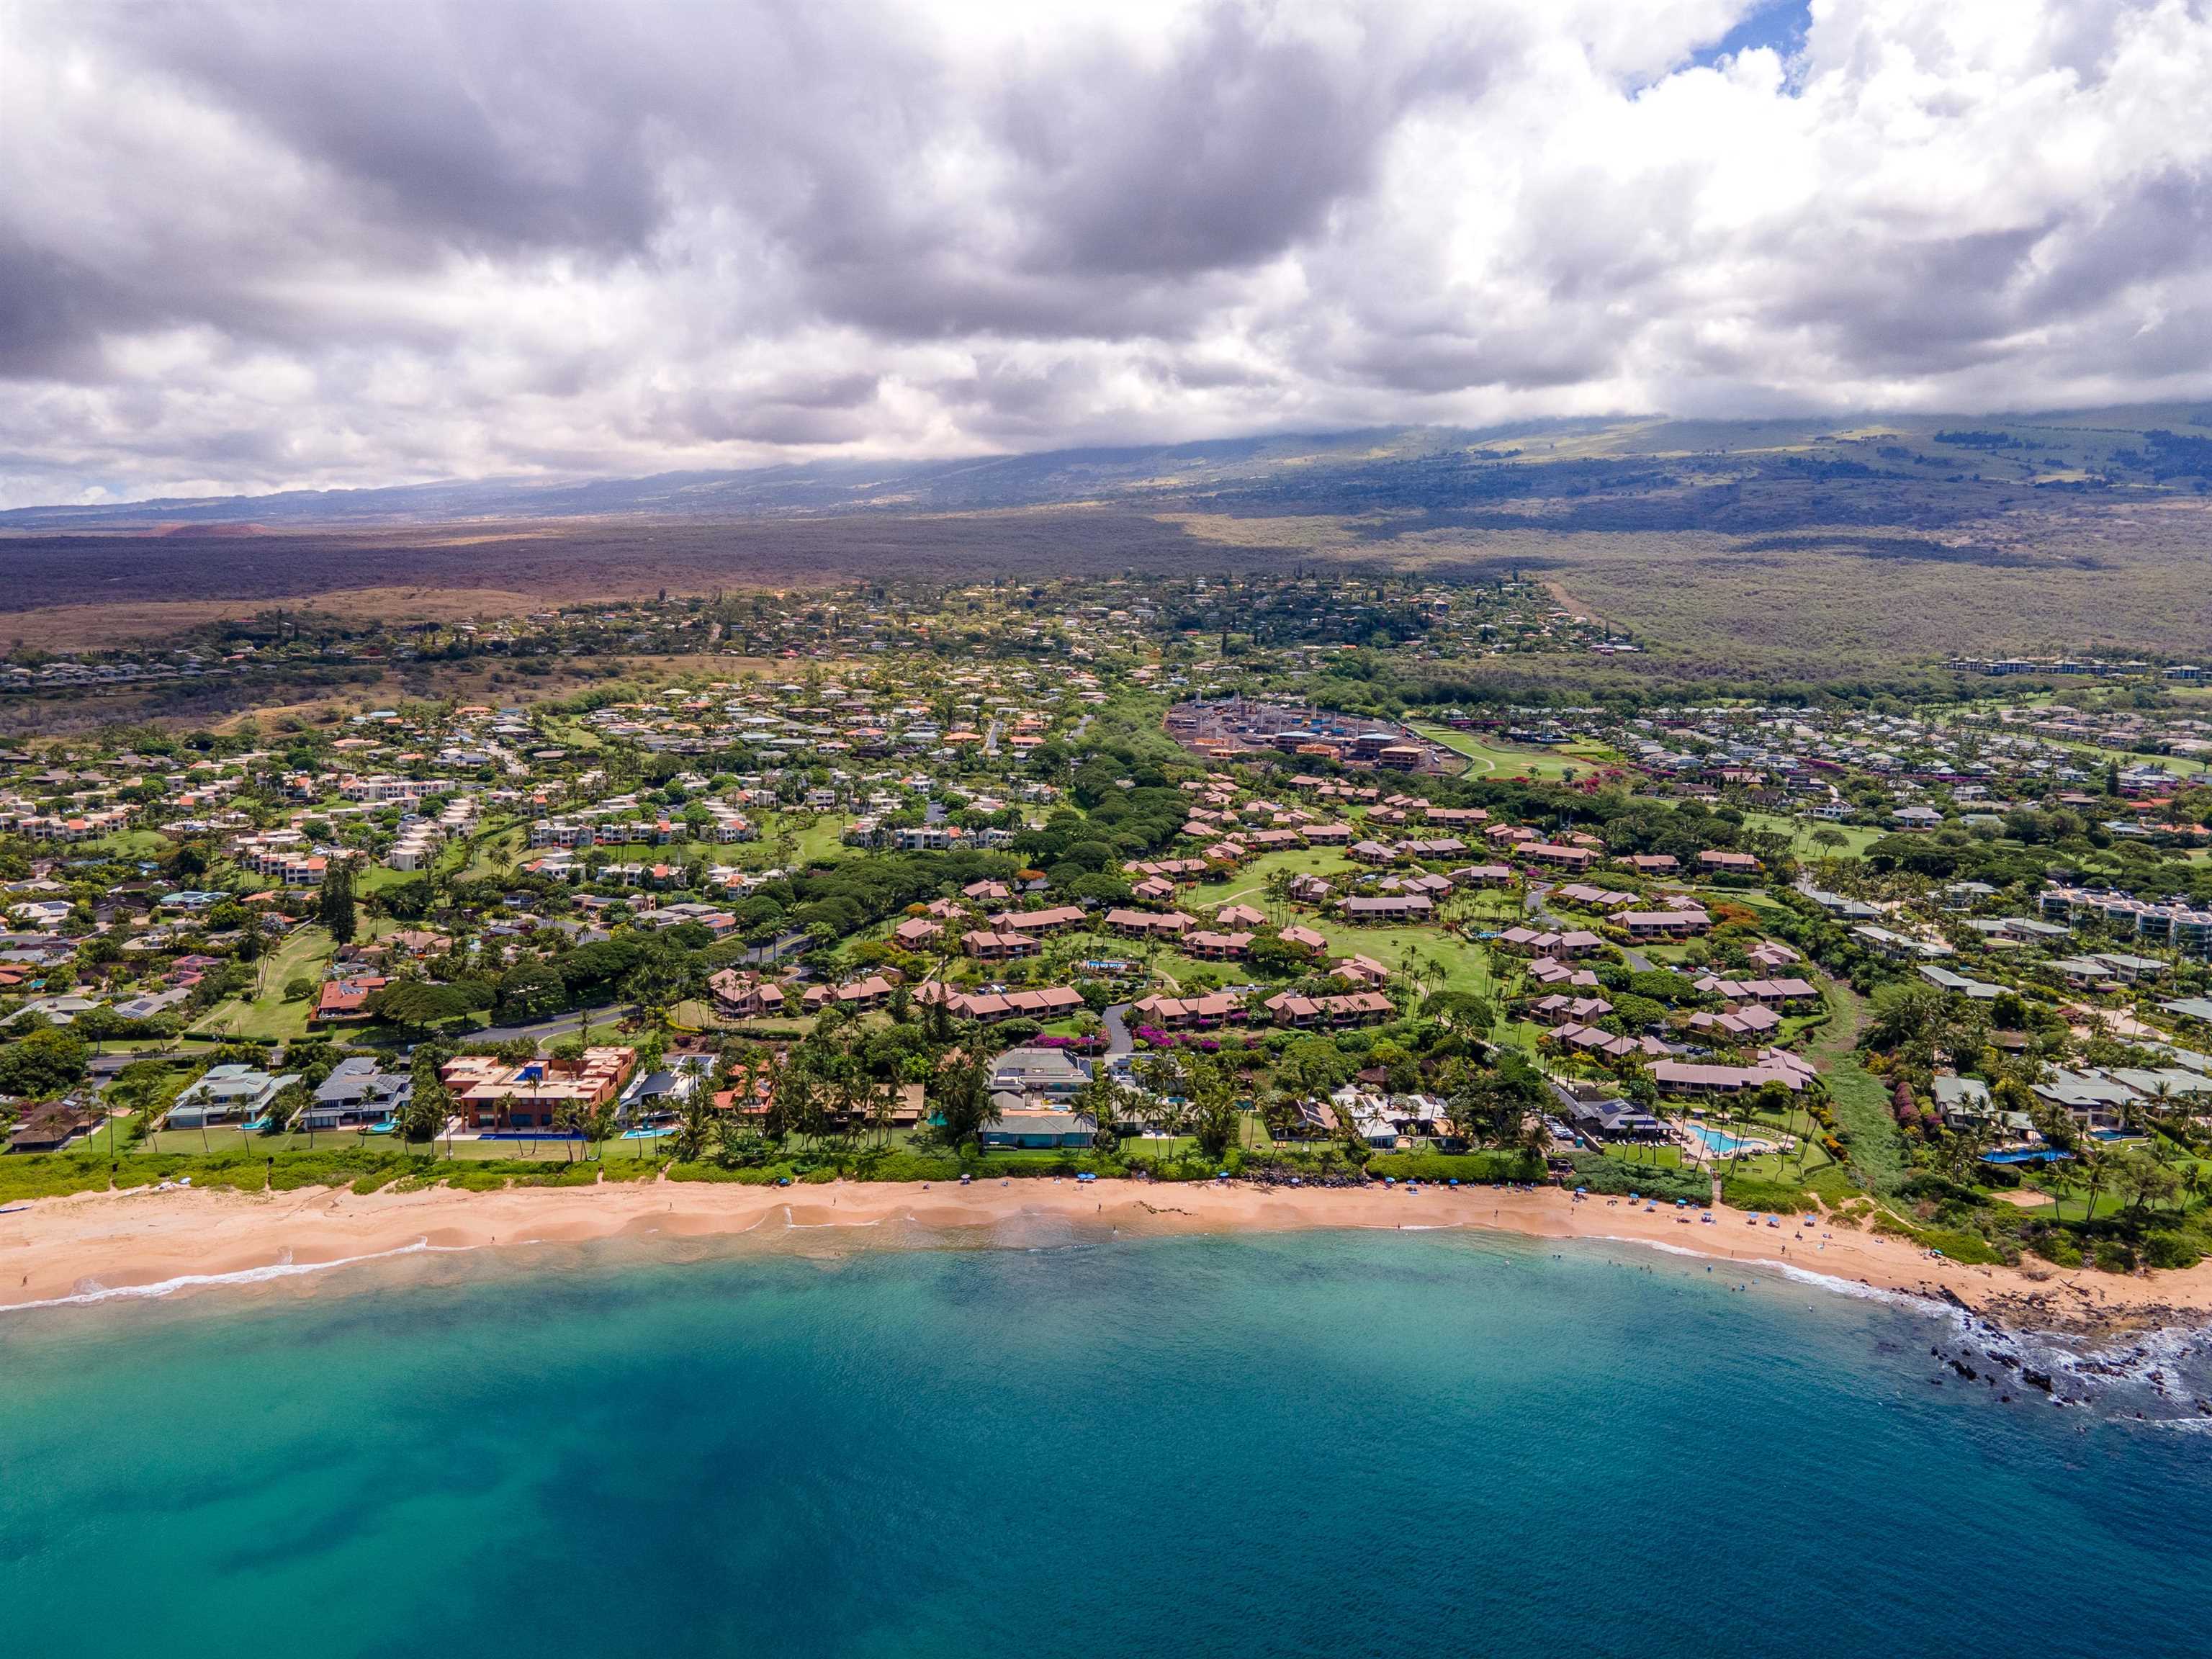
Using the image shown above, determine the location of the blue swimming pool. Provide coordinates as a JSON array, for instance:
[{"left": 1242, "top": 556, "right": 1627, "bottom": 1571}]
[{"left": 1686, "top": 1125, "right": 1750, "bottom": 1155}]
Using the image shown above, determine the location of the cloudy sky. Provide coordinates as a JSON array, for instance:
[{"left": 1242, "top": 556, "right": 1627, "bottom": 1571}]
[{"left": 5, "top": 0, "right": 2212, "bottom": 507}]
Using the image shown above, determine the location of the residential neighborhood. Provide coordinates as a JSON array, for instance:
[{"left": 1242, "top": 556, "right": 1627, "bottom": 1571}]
[{"left": 3, "top": 577, "right": 2211, "bottom": 1283}]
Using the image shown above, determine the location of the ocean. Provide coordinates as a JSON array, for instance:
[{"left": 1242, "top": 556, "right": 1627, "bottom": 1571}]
[{"left": 4, "top": 1227, "right": 2208, "bottom": 1658}]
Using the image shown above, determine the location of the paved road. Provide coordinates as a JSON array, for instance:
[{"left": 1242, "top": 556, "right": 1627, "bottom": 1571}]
[
  {"left": 1528, "top": 879, "right": 1652, "bottom": 970},
  {"left": 1102, "top": 1002, "right": 1135, "bottom": 1058},
  {"left": 475, "top": 1002, "right": 631, "bottom": 1045}
]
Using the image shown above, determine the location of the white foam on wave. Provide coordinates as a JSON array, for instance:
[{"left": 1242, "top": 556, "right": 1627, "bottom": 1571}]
[
  {"left": 1596, "top": 1235, "right": 1714, "bottom": 1262},
  {"left": 1586, "top": 1235, "right": 1959, "bottom": 1318},
  {"left": 0, "top": 1237, "right": 465, "bottom": 1313},
  {"left": 781, "top": 1205, "right": 881, "bottom": 1231},
  {"left": 1357, "top": 1220, "right": 1470, "bottom": 1232},
  {"left": 1776, "top": 1262, "right": 1951, "bottom": 1316}
]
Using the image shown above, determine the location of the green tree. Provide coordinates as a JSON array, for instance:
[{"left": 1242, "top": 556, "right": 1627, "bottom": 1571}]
[
  {"left": 554, "top": 1101, "right": 586, "bottom": 1161},
  {"left": 585, "top": 1097, "right": 621, "bottom": 1161},
  {"left": 713, "top": 1114, "right": 769, "bottom": 1169},
  {"left": 673, "top": 1088, "right": 715, "bottom": 1162},
  {"left": 927, "top": 1048, "right": 1001, "bottom": 1155},
  {"left": 1420, "top": 989, "right": 1497, "bottom": 1033},
  {"left": 0, "top": 1022, "right": 90, "bottom": 1098},
  {"left": 319, "top": 865, "right": 356, "bottom": 945},
  {"left": 262, "top": 1079, "right": 311, "bottom": 1137},
  {"left": 400, "top": 1047, "right": 454, "bottom": 1151},
  {"left": 368, "top": 979, "right": 489, "bottom": 1031},
  {"left": 620, "top": 944, "right": 693, "bottom": 1025},
  {"left": 1184, "top": 1053, "right": 1243, "bottom": 1164},
  {"left": 106, "top": 1058, "right": 171, "bottom": 1155},
  {"left": 1074, "top": 1065, "right": 1132, "bottom": 1148},
  {"left": 1447, "top": 1052, "right": 1548, "bottom": 1148},
  {"left": 2111, "top": 1146, "right": 2181, "bottom": 1213}
]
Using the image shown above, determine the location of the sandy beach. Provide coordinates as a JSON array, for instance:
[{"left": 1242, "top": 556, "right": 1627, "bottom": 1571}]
[{"left": 6, "top": 1176, "right": 2210, "bottom": 1336}]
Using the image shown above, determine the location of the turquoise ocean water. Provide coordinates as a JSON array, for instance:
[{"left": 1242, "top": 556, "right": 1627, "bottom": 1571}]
[{"left": 4, "top": 1227, "right": 2208, "bottom": 1658}]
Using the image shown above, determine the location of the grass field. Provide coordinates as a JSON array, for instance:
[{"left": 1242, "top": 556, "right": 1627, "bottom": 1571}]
[
  {"left": 2060, "top": 739, "right": 2209, "bottom": 779},
  {"left": 459, "top": 821, "right": 526, "bottom": 880},
  {"left": 86, "top": 829, "right": 174, "bottom": 860},
  {"left": 1412, "top": 723, "right": 1604, "bottom": 782},
  {"left": 670, "top": 998, "right": 816, "bottom": 1038},
  {"left": 759, "top": 811, "right": 850, "bottom": 866},
  {"left": 138, "top": 1124, "right": 670, "bottom": 1162},
  {"left": 1305, "top": 924, "right": 1506, "bottom": 998},
  {"left": 1741, "top": 811, "right": 1882, "bottom": 859},
  {"left": 1184, "top": 848, "right": 1358, "bottom": 911},
  {"left": 187, "top": 925, "right": 333, "bottom": 1041},
  {"left": 1148, "top": 922, "right": 1508, "bottom": 1005}
]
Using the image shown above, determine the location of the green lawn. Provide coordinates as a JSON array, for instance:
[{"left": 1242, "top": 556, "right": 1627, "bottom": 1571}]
[
  {"left": 139, "top": 1125, "right": 667, "bottom": 1163},
  {"left": 1081, "top": 916, "right": 1509, "bottom": 1030},
  {"left": 1686, "top": 886, "right": 1791, "bottom": 916},
  {"left": 87, "top": 829, "right": 175, "bottom": 859},
  {"left": 459, "top": 820, "right": 526, "bottom": 881},
  {"left": 1184, "top": 847, "right": 1358, "bottom": 910},
  {"left": 1819, "top": 1054, "right": 1905, "bottom": 1195},
  {"left": 2058, "top": 739, "right": 2208, "bottom": 780},
  {"left": 759, "top": 812, "right": 848, "bottom": 866},
  {"left": 187, "top": 925, "right": 334, "bottom": 1041},
  {"left": 1742, "top": 811, "right": 1881, "bottom": 859},
  {"left": 1135, "top": 921, "right": 1508, "bottom": 1007},
  {"left": 1607, "top": 1143, "right": 1683, "bottom": 1169},
  {"left": 1412, "top": 723, "right": 1600, "bottom": 782},
  {"left": 1303, "top": 923, "right": 1504, "bottom": 997},
  {"left": 670, "top": 998, "right": 816, "bottom": 1038}
]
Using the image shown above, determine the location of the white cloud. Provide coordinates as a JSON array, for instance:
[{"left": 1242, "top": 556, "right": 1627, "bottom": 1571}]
[{"left": 1, "top": 0, "right": 2210, "bottom": 505}]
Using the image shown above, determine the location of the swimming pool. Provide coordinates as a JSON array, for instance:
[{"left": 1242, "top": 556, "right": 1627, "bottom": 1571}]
[{"left": 1686, "top": 1124, "right": 1752, "bottom": 1155}]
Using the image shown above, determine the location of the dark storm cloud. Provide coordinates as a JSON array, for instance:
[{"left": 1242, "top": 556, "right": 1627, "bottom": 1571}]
[
  {"left": 98, "top": 1, "right": 670, "bottom": 256},
  {"left": 0, "top": 235, "right": 148, "bottom": 378},
  {"left": 3, "top": 0, "right": 2211, "bottom": 505}
]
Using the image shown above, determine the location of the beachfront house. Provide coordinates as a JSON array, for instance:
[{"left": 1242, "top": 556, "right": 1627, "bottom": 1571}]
[
  {"left": 165, "top": 1064, "right": 302, "bottom": 1130},
  {"left": 987, "top": 1046, "right": 1092, "bottom": 1102},
  {"left": 981, "top": 1106, "right": 1096, "bottom": 1149},
  {"left": 442, "top": 1047, "right": 637, "bottom": 1132},
  {"left": 301, "top": 1057, "right": 413, "bottom": 1130}
]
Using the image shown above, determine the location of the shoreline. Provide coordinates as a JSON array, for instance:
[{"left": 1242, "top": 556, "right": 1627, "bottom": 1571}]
[{"left": 5, "top": 1178, "right": 2210, "bottom": 1339}]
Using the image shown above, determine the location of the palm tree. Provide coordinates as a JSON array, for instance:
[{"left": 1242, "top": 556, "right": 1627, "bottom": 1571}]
[
  {"left": 554, "top": 1102, "right": 585, "bottom": 1162},
  {"left": 2077, "top": 1146, "right": 2106, "bottom": 1223},
  {"left": 588, "top": 1106, "right": 624, "bottom": 1168}
]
